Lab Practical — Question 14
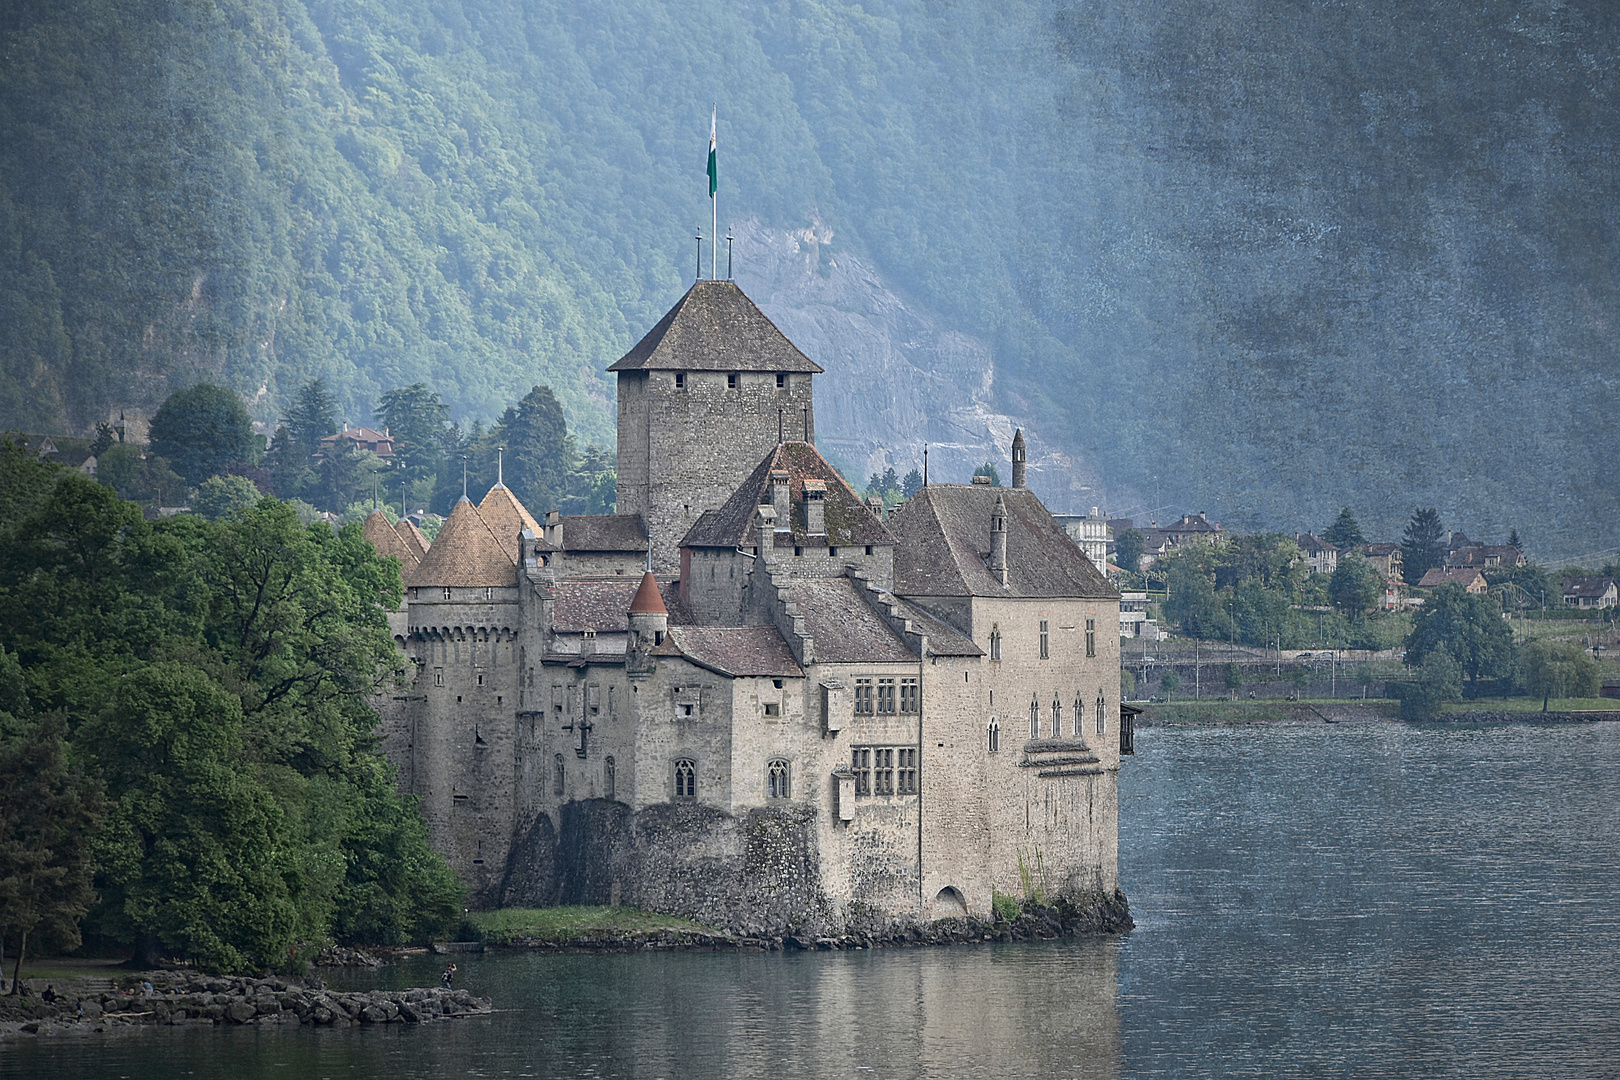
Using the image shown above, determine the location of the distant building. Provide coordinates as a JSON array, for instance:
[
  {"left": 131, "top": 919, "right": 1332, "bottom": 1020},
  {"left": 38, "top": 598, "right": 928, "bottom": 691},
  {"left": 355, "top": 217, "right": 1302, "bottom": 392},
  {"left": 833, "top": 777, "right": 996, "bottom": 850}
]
[
  {"left": 1417, "top": 568, "right": 1489, "bottom": 593},
  {"left": 1447, "top": 544, "right": 1525, "bottom": 570},
  {"left": 1561, "top": 577, "right": 1618, "bottom": 609},
  {"left": 1118, "top": 591, "right": 1150, "bottom": 638},
  {"left": 1054, "top": 507, "right": 1111, "bottom": 569},
  {"left": 1163, "top": 512, "right": 1222, "bottom": 546},
  {"left": 318, "top": 425, "right": 395, "bottom": 458},
  {"left": 1294, "top": 533, "right": 1339, "bottom": 575},
  {"left": 1357, "top": 542, "right": 1403, "bottom": 581}
]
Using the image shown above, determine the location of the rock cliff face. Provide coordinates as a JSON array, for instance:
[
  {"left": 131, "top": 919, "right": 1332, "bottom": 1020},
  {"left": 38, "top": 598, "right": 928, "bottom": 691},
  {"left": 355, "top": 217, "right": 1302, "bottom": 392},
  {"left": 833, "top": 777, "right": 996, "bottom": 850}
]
[{"left": 731, "top": 219, "right": 1101, "bottom": 512}]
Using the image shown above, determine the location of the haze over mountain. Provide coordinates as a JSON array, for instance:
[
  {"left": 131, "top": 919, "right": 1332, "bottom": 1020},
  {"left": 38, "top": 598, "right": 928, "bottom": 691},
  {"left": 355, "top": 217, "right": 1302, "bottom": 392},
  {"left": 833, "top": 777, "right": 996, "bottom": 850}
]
[{"left": 1, "top": 0, "right": 1615, "bottom": 559}]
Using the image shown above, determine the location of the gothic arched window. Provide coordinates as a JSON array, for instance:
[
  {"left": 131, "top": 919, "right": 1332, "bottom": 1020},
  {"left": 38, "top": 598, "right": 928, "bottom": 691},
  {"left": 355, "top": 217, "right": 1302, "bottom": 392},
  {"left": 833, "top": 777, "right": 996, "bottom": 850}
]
[
  {"left": 768, "top": 759, "right": 791, "bottom": 800},
  {"left": 604, "top": 755, "right": 616, "bottom": 800},
  {"left": 1096, "top": 692, "right": 1107, "bottom": 735},
  {"left": 987, "top": 717, "right": 1000, "bottom": 753},
  {"left": 1030, "top": 694, "right": 1041, "bottom": 739},
  {"left": 989, "top": 625, "right": 1002, "bottom": 661},
  {"left": 1075, "top": 694, "right": 1085, "bottom": 738},
  {"left": 1051, "top": 695, "right": 1062, "bottom": 736},
  {"left": 674, "top": 758, "right": 697, "bottom": 800}
]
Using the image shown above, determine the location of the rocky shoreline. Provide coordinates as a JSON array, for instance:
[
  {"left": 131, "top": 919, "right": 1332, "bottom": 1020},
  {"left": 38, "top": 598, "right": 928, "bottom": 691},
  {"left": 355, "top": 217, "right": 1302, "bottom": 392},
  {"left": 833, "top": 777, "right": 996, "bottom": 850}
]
[{"left": 0, "top": 971, "right": 490, "bottom": 1039}]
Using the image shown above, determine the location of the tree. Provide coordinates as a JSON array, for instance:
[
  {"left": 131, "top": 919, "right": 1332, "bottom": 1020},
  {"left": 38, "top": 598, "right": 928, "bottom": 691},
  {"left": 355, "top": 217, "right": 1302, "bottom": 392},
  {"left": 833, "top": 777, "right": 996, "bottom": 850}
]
[
  {"left": 1159, "top": 669, "right": 1180, "bottom": 700},
  {"left": 1404, "top": 583, "right": 1515, "bottom": 688},
  {"left": 1115, "top": 529, "right": 1144, "bottom": 575},
  {"left": 147, "top": 383, "right": 253, "bottom": 487},
  {"left": 901, "top": 468, "right": 924, "bottom": 499},
  {"left": 0, "top": 650, "right": 102, "bottom": 990},
  {"left": 1517, "top": 640, "right": 1599, "bottom": 711},
  {"left": 1322, "top": 507, "right": 1365, "bottom": 547},
  {"left": 1330, "top": 552, "right": 1384, "bottom": 619},
  {"left": 193, "top": 474, "right": 261, "bottom": 520},
  {"left": 376, "top": 384, "right": 450, "bottom": 500},
  {"left": 1507, "top": 528, "right": 1521, "bottom": 550},
  {"left": 1401, "top": 508, "right": 1446, "bottom": 584},
  {"left": 311, "top": 439, "right": 385, "bottom": 514},
  {"left": 495, "top": 385, "right": 574, "bottom": 516},
  {"left": 972, "top": 462, "right": 1002, "bottom": 486},
  {"left": 1400, "top": 650, "right": 1462, "bottom": 720},
  {"left": 1224, "top": 663, "right": 1242, "bottom": 690},
  {"left": 284, "top": 380, "right": 339, "bottom": 462}
]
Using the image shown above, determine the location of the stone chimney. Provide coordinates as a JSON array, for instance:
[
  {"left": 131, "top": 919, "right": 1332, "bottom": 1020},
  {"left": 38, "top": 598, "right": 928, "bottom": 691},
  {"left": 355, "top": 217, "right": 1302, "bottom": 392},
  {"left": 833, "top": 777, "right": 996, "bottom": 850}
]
[
  {"left": 803, "top": 479, "right": 826, "bottom": 535},
  {"left": 1011, "top": 429, "right": 1027, "bottom": 489},
  {"left": 770, "top": 470, "right": 792, "bottom": 533},
  {"left": 989, "top": 492, "right": 1009, "bottom": 587},
  {"left": 865, "top": 495, "right": 885, "bottom": 521},
  {"left": 545, "top": 509, "right": 562, "bottom": 548}
]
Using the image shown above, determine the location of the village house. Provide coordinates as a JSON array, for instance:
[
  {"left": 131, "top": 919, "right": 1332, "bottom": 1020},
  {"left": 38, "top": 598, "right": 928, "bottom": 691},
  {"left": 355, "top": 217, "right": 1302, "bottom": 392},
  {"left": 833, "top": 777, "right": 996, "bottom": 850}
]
[
  {"left": 1561, "top": 577, "right": 1618, "bottom": 609},
  {"left": 318, "top": 424, "right": 395, "bottom": 458},
  {"left": 368, "top": 280, "right": 1129, "bottom": 936},
  {"left": 1294, "top": 533, "right": 1338, "bottom": 575},
  {"left": 1357, "top": 542, "right": 1403, "bottom": 581},
  {"left": 1417, "top": 567, "right": 1489, "bottom": 593}
]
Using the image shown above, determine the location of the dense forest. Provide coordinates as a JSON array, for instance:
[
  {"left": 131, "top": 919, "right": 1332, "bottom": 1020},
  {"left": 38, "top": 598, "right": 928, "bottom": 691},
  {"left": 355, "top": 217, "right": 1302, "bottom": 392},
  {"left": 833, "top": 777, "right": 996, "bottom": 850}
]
[{"left": 1, "top": 0, "right": 1617, "bottom": 555}]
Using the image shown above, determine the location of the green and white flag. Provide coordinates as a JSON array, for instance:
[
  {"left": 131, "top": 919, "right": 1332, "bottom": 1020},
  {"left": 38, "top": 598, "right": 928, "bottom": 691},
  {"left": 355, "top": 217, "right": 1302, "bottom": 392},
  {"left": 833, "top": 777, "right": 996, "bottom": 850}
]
[{"left": 707, "top": 107, "right": 717, "bottom": 198}]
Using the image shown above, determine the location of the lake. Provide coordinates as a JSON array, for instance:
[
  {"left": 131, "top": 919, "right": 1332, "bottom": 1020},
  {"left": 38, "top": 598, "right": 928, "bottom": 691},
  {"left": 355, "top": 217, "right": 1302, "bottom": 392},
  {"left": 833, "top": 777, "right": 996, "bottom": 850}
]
[{"left": 9, "top": 722, "right": 1619, "bottom": 1078}]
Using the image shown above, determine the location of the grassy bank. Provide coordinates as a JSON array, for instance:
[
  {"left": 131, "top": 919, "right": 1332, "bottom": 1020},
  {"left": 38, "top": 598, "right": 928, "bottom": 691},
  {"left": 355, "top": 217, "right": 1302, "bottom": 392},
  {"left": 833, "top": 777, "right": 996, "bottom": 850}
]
[
  {"left": 466, "top": 906, "right": 720, "bottom": 945},
  {"left": 1138, "top": 700, "right": 1401, "bottom": 725},
  {"left": 1440, "top": 697, "right": 1616, "bottom": 714}
]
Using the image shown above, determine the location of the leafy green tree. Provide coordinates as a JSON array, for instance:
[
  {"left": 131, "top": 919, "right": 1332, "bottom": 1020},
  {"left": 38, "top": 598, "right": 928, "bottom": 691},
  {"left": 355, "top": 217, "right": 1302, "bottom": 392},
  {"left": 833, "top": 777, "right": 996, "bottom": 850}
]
[
  {"left": 263, "top": 425, "right": 314, "bottom": 500},
  {"left": 1114, "top": 529, "right": 1144, "bottom": 575},
  {"left": 1404, "top": 583, "right": 1515, "bottom": 689},
  {"left": 1120, "top": 668, "right": 1137, "bottom": 701},
  {"left": 147, "top": 383, "right": 253, "bottom": 486},
  {"left": 901, "top": 469, "right": 924, "bottom": 498},
  {"left": 1401, "top": 508, "right": 1446, "bottom": 584},
  {"left": 1224, "top": 663, "right": 1242, "bottom": 690},
  {"left": 193, "top": 474, "right": 261, "bottom": 520},
  {"left": 311, "top": 439, "right": 386, "bottom": 514},
  {"left": 95, "top": 444, "right": 187, "bottom": 507},
  {"left": 972, "top": 462, "right": 1002, "bottom": 486},
  {"left": 376, "top": 383, "right": 450, "bottom": 500},
  {"left": 1517, "top": 640, "right": 1599, "bottom": 711},
  {"left": 1322, "top": 507, "right": 1365, "bottom": 547},
  {"left": 1162, "top": 553, "right": 1221, "bottom": 635},
  {"left": 1159, "top": 669, "right": 1180, "bottom": 700},
  {"left": 1330, "top": 552, "right": 1384, "bottom": 619},
  {"left": 0, "top": 650, "right": 103, "bottom": 990},
  {"left": 1400, "top": 650, "right": 1462, "bottom": 720}
]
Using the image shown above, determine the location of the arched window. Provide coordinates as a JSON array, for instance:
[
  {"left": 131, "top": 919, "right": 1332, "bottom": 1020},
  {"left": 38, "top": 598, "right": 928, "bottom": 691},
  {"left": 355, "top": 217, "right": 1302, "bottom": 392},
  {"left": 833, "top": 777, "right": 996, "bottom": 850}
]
[
  {"left": 1030, "top": 694, "right": 1041, "bottom": 739},
  {"left": 1075, "top": 694, "right": 1085, "bottom": 738},
  {"left": 1051, "top": 695, "right": 1062, "bottom": 736},
  {"left": 1096, "top": 692, "right": 1107, "bottom": 735},
  {"left": 604, "top": 755, "right": 616, "bottom": 800},
  {"left": 768, "top": 758, "right": 791, "bottom": 799},
  {"left": 989, "top": 625, "right": 1002, "bottom": 661},
  {"left": 674, "top": 758, "right": 697, "bottom": 800},
  {"left": 553, "top": 753, "right": 566, "bottom": 797},
  {"left": 987, "top": 717, "right": 1000, "bottom": 753}
]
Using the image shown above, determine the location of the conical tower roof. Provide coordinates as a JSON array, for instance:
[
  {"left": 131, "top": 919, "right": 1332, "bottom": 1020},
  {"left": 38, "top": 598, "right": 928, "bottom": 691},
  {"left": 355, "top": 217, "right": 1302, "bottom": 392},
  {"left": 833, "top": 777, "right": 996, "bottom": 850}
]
[
  {"left": 363, "top": 510, "right": 418, "bottom": 569},
  {"left": 406, "top": 498, "right": 515, "bottom": 588},
  {"left": 628, "top": 571, "right": 668, "bottom": 615},
  {"left": 607, "top": 279, "right": 824, "bottom": 373},
  {"left": 395, "top": 518, "right": 432, "bottom": 562},
  {"left": 478, "top": 484, "right": 542, "bottom": 563}
]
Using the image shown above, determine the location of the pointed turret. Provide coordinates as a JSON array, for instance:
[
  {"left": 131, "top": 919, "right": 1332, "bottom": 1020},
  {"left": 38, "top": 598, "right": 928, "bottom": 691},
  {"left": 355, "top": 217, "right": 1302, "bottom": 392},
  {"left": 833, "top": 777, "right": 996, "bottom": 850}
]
[
  {"left": 478, "top": 484, "right": 542, "bottom": 563},
  {"left": 407, "top": 496, "right": 514, "bottom": 588},
  {"left": 395, "top": 517, "right": 432, "bottom": 562},
  {"left": 1011, "top": 429, "right": 1027, "bottom": 489},
  {"left": 989, "top": 491, "right": 1009, "bottom": 587},
  {"left": 363, "top": 510, "right": 418, "bottom": 570},
  {"left": 627, "top": 570, "right": 669, "bottom": 658}
]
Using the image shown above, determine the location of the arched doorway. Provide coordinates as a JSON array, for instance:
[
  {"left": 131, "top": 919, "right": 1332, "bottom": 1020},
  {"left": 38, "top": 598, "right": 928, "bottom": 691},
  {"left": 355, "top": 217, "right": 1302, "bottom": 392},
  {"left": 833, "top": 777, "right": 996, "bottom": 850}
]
[{"left": 933, "top": 886, "right": 968, "bottom": 918}]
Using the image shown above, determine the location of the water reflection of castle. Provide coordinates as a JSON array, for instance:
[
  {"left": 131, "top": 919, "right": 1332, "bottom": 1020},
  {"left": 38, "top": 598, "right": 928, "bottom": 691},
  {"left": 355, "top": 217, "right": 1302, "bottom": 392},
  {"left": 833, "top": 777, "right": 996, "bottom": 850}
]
[{"left": 368, "top": 280, "right": 1128, "bottom": 934}]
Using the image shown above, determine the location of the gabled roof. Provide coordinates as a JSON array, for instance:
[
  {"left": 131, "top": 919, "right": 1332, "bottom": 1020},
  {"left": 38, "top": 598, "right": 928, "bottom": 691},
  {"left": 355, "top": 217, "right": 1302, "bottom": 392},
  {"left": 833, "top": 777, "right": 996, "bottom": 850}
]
[
  {"left": 558, "top": 513, "right": 647, "bottom": 553},
  {"left": 552, "top": 578, "right": 691, "bottom": 633},
  {"left": 363, "top": 510, "right": 418, "bottom": 569},
  {"left": 879, "top": 594, "right": 983, "bottom": 657},
  {"left": 1359, "top": 542, "right": 1402, "bottom": 557},
  {"left": 606, "top": 280, "right": 823, "bottom": 374},
  {"left": 784, "top": 578, "right": 917, "bottom": 664},
  {"left": 1562, "top": 576, "right": 1617, "bottom": 598},
  {"left": 680, "top": 441, "right": 894, "bottom": 550},
  {"left": 478, "top": 484, "right": 543, "bottom": 562},
  {"left": 887, "top": 485, "right": 1118, "bottom": 600},
  {"left": 1295, "top": 533, "right": 1337, "bottom": 554},
  {"left": 1417, "top": 568, "right": 1487, "bottom": 589},
  {"left": 395, "top": 518, "right": 432, "bottom": 562},
  {"left": 663, "top": 626, "right": 804, "bottom": 678},
  {"left": 406, "top": 498, "right": 514, "bottom": 588}
]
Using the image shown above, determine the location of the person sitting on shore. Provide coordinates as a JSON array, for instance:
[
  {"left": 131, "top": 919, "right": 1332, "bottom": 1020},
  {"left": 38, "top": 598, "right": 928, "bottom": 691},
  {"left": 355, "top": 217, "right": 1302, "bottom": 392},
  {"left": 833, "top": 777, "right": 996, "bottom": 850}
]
[{"left": 41, "top": 985, "right": 57, "bottom": 1003}]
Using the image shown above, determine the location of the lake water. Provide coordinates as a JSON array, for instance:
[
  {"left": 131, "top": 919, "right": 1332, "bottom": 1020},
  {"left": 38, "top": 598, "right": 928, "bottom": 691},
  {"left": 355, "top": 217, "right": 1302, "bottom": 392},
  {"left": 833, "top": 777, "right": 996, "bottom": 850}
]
[{"left": 9, "top": 722, "right": 1620, "bottom": 1078}]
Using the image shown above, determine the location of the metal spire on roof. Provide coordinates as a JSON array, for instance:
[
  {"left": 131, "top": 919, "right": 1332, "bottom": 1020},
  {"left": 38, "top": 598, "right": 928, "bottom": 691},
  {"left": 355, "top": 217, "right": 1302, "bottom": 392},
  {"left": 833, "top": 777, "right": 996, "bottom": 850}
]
[
  {"left": 923, "top": 444, "right": 929, "bottom": 488},
  {"left": 462, "top": 456, "right": 469, "bottom": 501},
  {"left": 496, "top": 446, "right": 505, "bottom": 488}
]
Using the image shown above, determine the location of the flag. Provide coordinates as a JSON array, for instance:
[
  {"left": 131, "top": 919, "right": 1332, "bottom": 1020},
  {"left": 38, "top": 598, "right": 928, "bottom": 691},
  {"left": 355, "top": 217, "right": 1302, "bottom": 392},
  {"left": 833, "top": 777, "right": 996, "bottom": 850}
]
[{"left": 707, "top": 107, "right": 717, "bottom": 199}]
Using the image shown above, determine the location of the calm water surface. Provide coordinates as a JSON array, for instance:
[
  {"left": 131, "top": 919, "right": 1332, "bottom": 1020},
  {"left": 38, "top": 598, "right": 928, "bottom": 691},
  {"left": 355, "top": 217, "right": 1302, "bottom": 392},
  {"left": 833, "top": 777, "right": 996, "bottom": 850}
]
[{"left": 9, "top": 723, "right": 1619, "bottom": 1078}]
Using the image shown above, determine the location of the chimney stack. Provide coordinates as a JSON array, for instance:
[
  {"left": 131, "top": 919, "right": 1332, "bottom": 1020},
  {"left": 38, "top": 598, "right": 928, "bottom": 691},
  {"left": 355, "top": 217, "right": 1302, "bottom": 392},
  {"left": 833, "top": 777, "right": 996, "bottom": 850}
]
[
  {"left": 771, "top": 470, "right": 792, "bottom": 533},
  {"left": 1011, "top": 429, "right": 1027, "bottom": 489},
  {"left": 989, "top": 492, "right": 1009, "bottom": 587},
  {"left": 803, "top": 479, "right": 826, "bottom": 535}
]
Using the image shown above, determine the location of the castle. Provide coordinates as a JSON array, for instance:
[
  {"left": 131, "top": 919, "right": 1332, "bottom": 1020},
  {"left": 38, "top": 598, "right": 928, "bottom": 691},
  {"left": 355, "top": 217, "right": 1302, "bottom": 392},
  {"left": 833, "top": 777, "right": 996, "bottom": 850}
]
[{"left": 367, "top": 280, "right": 1127, "bottom": 935}]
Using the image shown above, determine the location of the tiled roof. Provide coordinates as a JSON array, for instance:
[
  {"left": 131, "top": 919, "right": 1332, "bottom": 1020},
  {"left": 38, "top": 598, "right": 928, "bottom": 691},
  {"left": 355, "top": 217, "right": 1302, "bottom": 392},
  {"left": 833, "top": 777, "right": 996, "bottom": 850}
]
[
  {"left": 664, "top": 626, "right": 804, "bottom": 678},
  {"left": 1360, "top": 543, "right": 1401, "bottom": 557},
  {"left": 887, "top": 485, "right": 1118, "bottom": 600},
  {"left": 606, "top": 280, "right": 824, "bottom": 374},
  {"left": 1562, "top": 577, "right": 1617, "bottom": 598},
  {"left": 629, "top": 571, "right": 667, "bottom": 615},
  {"left": 395, "top": 518, "right": 432, "bottom": 562},
  {"left": 559, "top": 513, "right": 647, "bottom": 553},
  {"left": 363, "top": 511, "right": 418, "bottom": 569},
  {"left": 406, "top": 498, "right": 514, "bottom": 588},
  {"left": 881, "top": 595, "right": 983, "bottom": 656},
  {"left": 1295, "top": 533, "right": 1337, "bottom": 554},
  {"left": 1166, "top": 514, "right": 1219, "bottom": 534},
  {"left": 680, "top": 441, "right": 894, "bottom": 550},
  {"left": 1417, "top": 568, "right": 1486, "bottom": 589},
  {"left": 552, "top": 578, "right": 691, "bottom": 633},
  {"left": 784, "top": 578, "right": 917, "bottom": 664},
  {"left": 478, "top": 485, "right": 543, "bottom": 562}
]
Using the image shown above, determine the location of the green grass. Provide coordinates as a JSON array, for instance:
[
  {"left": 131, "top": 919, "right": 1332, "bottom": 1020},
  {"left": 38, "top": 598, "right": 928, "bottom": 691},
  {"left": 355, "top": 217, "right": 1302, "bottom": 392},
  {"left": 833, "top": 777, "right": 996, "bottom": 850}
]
[
  {"left": 466, "top": 906, "right": 721, "bottom": 945},
  {"left": 1440, "top": 697, "right": 1618, "bottom": 714},
  {"left": 1141, "top": 700, "right": 1400, "bottom": 725}
]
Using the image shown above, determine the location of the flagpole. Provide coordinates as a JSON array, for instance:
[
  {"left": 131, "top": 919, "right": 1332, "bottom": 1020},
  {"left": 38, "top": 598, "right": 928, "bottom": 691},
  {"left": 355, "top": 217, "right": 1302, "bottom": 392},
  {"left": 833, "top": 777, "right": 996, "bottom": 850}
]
[{"left": 710, "top": 105, "right": 717, "bottom": 280}]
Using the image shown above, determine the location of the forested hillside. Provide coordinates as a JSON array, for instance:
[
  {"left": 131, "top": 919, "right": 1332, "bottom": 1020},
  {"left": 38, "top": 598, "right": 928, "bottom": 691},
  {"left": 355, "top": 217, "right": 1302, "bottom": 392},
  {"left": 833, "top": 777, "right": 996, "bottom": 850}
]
[{"left": 1, "top": 0, "right": 1616, "bottom": 556}]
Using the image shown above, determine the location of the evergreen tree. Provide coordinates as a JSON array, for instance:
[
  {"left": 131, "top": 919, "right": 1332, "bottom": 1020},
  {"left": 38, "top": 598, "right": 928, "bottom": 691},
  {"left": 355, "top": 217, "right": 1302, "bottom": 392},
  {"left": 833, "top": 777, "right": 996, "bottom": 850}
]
[
  {"left": 973, "top": 462, "right": 1002, "bottom": 486},
  {"left": 901, "top": 469, "right": 924, "bottom": 499},
  {"left": 147, "top": 383, "right": 253, "bottom": 487},
  {"left": 1114, "top": 529, "right": 1144, "bottom": 574},
  {"left": 495, "top": 385, "right": 574, "bottom": 516},
  {"left": 375, "top": 384, "right": 450, "bottom": 500},
  {"left": 1401, "top": 508, "right": 1447, "bottom": 584},
  {"left": 1322, "top": 507, "right": 1365, "bottom": 548},
  {"left": 1507, "top": 528, "right": 1521, "bottom": 549}
]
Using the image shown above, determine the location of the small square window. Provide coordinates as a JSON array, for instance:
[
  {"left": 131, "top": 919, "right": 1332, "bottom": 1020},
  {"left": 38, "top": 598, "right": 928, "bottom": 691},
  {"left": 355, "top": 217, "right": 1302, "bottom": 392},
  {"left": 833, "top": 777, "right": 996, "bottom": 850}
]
[
  {"left": 776, "top": 373, "right": 787, "bottom": 389},
  {"left": 764, "top": 702, "right": 781, "bottom": 717},
  {"left": 728, "top": 372, "right": 738, "bottom": 389},
  {"left": 675, "top": 371, "right": 686, "bottom": 389}
]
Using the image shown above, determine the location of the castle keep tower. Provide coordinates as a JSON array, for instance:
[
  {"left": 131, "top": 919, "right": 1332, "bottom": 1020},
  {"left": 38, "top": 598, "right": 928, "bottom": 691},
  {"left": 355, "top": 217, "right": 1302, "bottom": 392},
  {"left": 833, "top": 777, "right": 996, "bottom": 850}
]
[{"left": 610, "top": 280, "right": 822, "bottom": 573}]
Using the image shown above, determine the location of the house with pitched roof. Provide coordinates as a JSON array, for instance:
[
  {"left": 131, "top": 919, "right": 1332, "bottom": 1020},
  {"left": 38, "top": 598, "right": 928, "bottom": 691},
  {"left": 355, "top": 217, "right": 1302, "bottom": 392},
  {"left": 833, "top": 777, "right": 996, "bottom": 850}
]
[
  {"left": 1562, "top": 577, "right": 1618, "bottom": 609},
  {"left": 1417, "top": 567, "right": 1489, "bottom": 593},
  {"left": 1294, "top": 533, "right": 1339, "bottom": 575},
  {"left": 370, "top": 280, "right": 1128, "bottom": 936}
]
